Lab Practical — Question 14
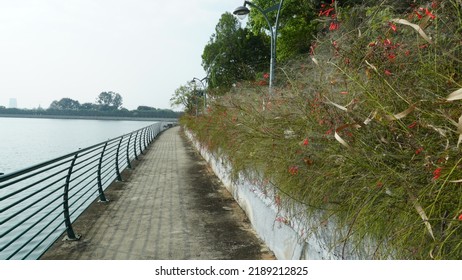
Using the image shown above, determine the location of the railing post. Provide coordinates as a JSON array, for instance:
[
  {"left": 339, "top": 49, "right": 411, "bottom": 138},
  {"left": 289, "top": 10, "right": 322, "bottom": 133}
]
[
  {"left": 149, "top": 125, "right": 153, "bottom": 143},
  {"left": 144, "top": 127, "right": 149, "bottom": 149},
  {"left": 97, "top": 143, "right": 108, "bottom": 202},
  {"left": 134, "top": 130, "right": 139, "bottom": 160},
  {"left": 126, "top": 132, "right": 133, "bottom": 169},
  {"left": 63, "top": 153, "right": 80, "bottom": 241},
  {"left": 115, "top": 136, "right": 123, "bottom": 181},
  {"left": 139, "top": 128, "right": 145, "bottom": 154},
  {"left": 154, "top": 124, "right": 158, "bottom": 139}
]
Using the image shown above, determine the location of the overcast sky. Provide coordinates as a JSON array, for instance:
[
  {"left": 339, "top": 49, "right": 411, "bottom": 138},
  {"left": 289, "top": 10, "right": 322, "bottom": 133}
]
[{"left": 0, "top": 0, "right": 245, "bottom": 110}]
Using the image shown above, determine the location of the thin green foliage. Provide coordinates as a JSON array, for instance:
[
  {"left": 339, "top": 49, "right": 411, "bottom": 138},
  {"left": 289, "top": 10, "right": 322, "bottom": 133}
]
[{"left": 183, "top": 0, "right": 462, "bottom": 259}]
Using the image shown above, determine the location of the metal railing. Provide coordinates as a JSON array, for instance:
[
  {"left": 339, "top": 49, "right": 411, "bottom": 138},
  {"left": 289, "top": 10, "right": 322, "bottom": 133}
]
[{"left": 0, "top": 122, "right": 169, "bottom": 260}]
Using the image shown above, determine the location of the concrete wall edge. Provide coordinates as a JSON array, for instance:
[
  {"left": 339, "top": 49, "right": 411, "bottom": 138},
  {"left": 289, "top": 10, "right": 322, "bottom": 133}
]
[{"left": 183, "top": 129, "right": 368, "bottom": 260}]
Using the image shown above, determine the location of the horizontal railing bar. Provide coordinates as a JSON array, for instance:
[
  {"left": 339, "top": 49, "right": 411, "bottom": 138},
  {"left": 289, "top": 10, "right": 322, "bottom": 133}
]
[
  {"left": 100, "top": 143, "right": 118, "bottom": 154},
  {"left": 0, "top": 159, "right": 73, "bottom": 190},
  {"left": 72, "top": 160, "right": 99, "bottom": 175},
  {"left": 0, "top": 190, "right": 62, "bottom": 238},
  {"left": 8, "top": 211, "right": 64, "bottom": 260},
  {"left": 68, "top": 173, "right": 98, "bottom": 194},
  {"left": 68, "top": 182, "right": 98, "bottom": 206},
  {"left": 73, "top": 146, "right": 103, "bottom": 159},
  {"left": 69, "top": 189, "right": 99, "bottom": 217},
  {"left": 1, "top": 203, "right": 64, "bottom": 253},
  {"left": 67, "top": 170, "right": 97, "bottom": 186},
  {"left": 0, "top": 172, "right": 68, "bottom": 204},
  {"left": 0, "top": 156, "right": 74, "bottom": 184},
  {"left": 69, "top": 161, "right": 100, "bottom": 182},
  {"left": 68, "top": 172, "right": 100, "bottom": 199},
  {"left": 101, "top": 171, "right": 115, "bottom": 187},
  {"left": 100, "top": 155, "right": 116, "bottom": 167},
  {"left": 0, "top": 125, "right": 154, "bottom": 182},
  {"left": 24, "top": 219, "right": 65, "bottom": 260},
  {"left": 101, "top": 162, "right": 115, "bottom": 173},
  {"left": 0, "top": 184, "right": 63, "bottom": 225}
]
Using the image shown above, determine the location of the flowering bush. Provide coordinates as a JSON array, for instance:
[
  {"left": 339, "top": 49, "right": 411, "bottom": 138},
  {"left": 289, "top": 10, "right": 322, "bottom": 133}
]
[{"left": 183, "top": 0, "right": 462, "bottom": 259}]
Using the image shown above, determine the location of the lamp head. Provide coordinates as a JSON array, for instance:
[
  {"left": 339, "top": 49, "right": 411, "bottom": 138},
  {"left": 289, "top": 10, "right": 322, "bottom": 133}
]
[{"left": 233, "top": 5, "right": 250, "bottom": 20}]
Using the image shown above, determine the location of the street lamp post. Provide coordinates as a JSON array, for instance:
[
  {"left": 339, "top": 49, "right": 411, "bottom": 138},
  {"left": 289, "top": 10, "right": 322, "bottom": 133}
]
[
  {"left": 233, "top": 0, "right": 284, "bottom": 91},
  {"left": 192, "top": 77, "right": 207, "bottom": 114}
]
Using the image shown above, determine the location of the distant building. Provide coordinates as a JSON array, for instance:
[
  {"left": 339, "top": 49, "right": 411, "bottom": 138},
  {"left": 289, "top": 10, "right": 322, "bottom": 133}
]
[{"left": 9, "top": 98, "right": 17, "bottom": 108}]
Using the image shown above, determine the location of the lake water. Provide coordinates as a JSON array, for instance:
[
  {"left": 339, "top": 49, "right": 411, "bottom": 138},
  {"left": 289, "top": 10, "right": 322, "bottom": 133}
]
[
  {"left": 0, "top": 117, "right": 161, "bottom": 259},
  {"left": 0, "top": 117, "right": 157, "bottom": 174}
]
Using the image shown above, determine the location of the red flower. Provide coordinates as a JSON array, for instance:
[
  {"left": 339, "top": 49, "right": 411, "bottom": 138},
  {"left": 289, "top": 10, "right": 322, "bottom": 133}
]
[
  {"left": 458, "top": 213, "right": 462, "bottom": 221},
  {"left": 433, "top": 167, "right": 442, "bottom": 180},
  {"left": 408, "top": 121, "right": 417, "bottom": 129},
  {"left": 389, "top": 22, "right": 397, "bottom": 32},
  {"left": 424, "top": 8, "right": 436, "bottom": 19},
  {"left": 415, "top": 11, "right": 423, "bottom": 19},
  {"left": 319, "top": 7, "right": 335, "bottom": 17},
  {"left": 329, "top": 21, "right": 339, "bottom": 31},
  {"left": 288, "top": 166, "right": 299, "bottom": 175},
  {"left": 258, "top": 80, "right": 268, "bottom": 86},
  {"left": 388, "top": 53, "right": 396, "bottom": 60},
  {"left": 303, "top": 138, "right": 309, "bottom": 146},
  {"left": 263, "top": 73, "right": 270, "bottom": 79},
  {"left": 415, "top": 147, "right": 424, "bottom": 155},
  {"left": 384, "top": 69, "right": 392, "bottom": 76}
]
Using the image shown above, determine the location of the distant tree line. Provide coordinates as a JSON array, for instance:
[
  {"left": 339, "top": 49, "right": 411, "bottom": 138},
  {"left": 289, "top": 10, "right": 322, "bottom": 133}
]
[{"left": 0, "top": 91, "right": 180, "bottom": 119}]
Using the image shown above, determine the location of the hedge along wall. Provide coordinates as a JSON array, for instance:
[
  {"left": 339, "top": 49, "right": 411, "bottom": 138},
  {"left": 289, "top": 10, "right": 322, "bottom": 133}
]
[{"left": 185, "top": 129, "right": 378, "bottom": 259}]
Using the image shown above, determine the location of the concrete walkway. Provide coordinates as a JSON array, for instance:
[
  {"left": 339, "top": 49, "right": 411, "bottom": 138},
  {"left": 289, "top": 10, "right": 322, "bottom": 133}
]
[{"left": 40, "top": 126, "right": 272, "bottom": 260}]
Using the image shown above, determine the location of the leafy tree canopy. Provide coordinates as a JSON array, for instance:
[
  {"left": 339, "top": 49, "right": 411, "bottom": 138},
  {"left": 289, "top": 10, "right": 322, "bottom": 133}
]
[
  {"left": 96, "top": 91, "right": 123, "bottom": 110},
  {"left": 137, "top": 106, "right": 157, "bottom": 111},
  {"left": 246, "top": 0, "right": 318, "bottom": 61},
  {"left": 171, "top": 81, "right": 197, "bottom": 114},
  {"left": 49, "top": 98, "right": 81, "bottom": 110},
  {"left": 202, "top": 12, "right": 270, "bottom": 95}
]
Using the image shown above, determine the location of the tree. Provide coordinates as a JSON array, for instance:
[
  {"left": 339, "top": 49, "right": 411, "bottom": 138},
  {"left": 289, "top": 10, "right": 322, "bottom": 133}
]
[
  {"left": 171, "top": 81, "right": 203, "bottom": 115},
  {"left": 96, "top": 91, "right": 123, "bottom": 110},
  {"left": 137, "top": 106, "right": 157, "bottom": 111},
  {"left": 80, "top": 102, "right": 98, "bottom": 110},
  {"left": 202, "top": 12, "right": 270, "bottom": 95},
  {"left": 48, "top": 98, "right": 81, "bottom": 110},
  {"left": 247, "top": 0, "right": 318, "bottom": 61}
]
